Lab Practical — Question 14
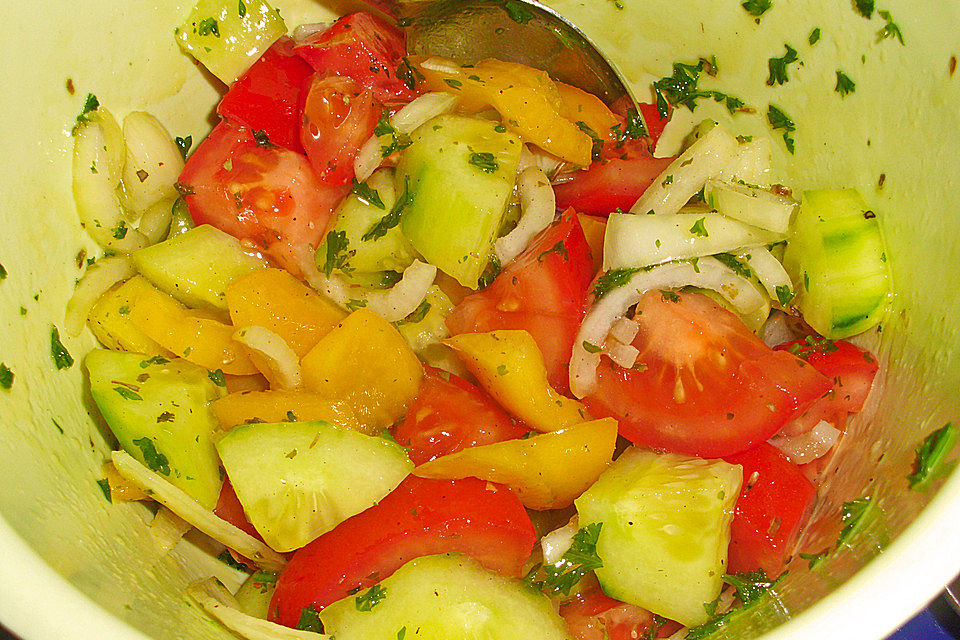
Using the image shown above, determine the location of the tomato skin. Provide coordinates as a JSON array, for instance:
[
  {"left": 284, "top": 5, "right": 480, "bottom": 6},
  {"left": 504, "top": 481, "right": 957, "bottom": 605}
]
[
  {"left": 584, "top": 292, "right": 832, "bottom": 458},
  {"left": 554, "top": 139, "right": 674, "bottom": 217},
  {"left": 214, "top": 479, "right": 260, "bottom": 540},
  {"left": 179, "top": 121, "right": 349, "bottom": 275},
  {"left": 294, "top": 12, "right": 417, "bottom": 105},
  {"left": 446, "top": 208, "right": 595, "bottom": 394},
  {"left": 269, "top": 475, "right": 536, "bottom": 627},
  {"left": 559, "top": 579, "right": 682, "bottom": 640},
  {"left": 300, "top": 75, "right": 382, "bottom": 185},
  {"left": 722, "top": 443, "right": 817, "bottom": 578},
  {"left": 216, "top": 37, "right": 314, "bottom": 153},
  {"left": 393, "top": 366, "right": 528, "bottom": 465},
  {"left": 776, "top": 338, "right": 878, "bottom": 416}
]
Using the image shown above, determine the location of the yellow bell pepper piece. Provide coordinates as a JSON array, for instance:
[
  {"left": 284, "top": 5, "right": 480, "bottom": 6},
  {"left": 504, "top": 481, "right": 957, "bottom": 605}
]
[
  {"left": 101, "top": 461, "right": 150, "bottom": 503},
  {"left": 128, "top": 279, "right": 258, "bottom": 375},
  {"left": 416, "top": 56, "right": 593, "bottom": 166},
  {"left": 444, "top": 330, "right": 588, "bottom": 432},
  {"left": 414, "top": 418, "right": 618, "bottom": 510},
  {"left": 577, "top": 213, "right": 606, "bottom": 273},
  {"left": 557, "top": 81, "right": 619, "bottom": 146},
  {"left": 87, "top": 276, "right": 173, "bottom": 358},
  {"left": 211, "top": 390, "right": 363, "bottom": 433},
  {"left": 225, "top": 268, "right": 346, "bottom": 358},
  {"left": 301, "top": 308, "right": 423, "bottom": 431},
  {"left": 223, "top": 373, "right": 269, "bottom": 394}
]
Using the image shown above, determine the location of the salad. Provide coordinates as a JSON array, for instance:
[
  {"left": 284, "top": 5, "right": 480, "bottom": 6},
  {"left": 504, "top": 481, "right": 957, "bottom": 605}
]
[{"left": 60, "top": 1, "right": 927, "bottom": 639}]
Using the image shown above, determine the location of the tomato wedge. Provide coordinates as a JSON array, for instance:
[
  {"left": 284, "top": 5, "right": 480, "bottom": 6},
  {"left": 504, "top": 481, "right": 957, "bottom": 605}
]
[
  {"left": 269, "top": 475, "right": 536, "bottom": 627},
  {"left": 216, "top": 37, "right": 314, "bottom": 153},
  {"left": 446, "top": 208, "right": 595, "bottom": 394},
  {"left": 722, "top": 442, "right": 817, "bottom": 578},
  {"left": 393, "top": 366, "right": 528, "bottom": 465},
  {"left": 300, "top": 75, "right": 381, "bottom": 185},
  {"left": 179, "top": 121, "right": 349, "bottom": 275},
  {"left": 584, "top": 291, "right": 832, "bottom": 458},
  {"left": 294, "top": 12, "right": 417, "bottom": 105}
]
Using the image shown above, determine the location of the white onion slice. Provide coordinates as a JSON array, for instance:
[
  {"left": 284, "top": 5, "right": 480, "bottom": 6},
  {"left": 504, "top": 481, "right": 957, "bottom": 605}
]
[
  {"left": 364, "top": 260, "right": 438, "bottom": 322},
  {"left": 187, "top": 578, "right": 330, "bottom": 640},
  {"left": 111, "top": 451, "right": 286, "bottom": 572},
  {"left": 570, "top": 258, "right": 768, "bottom": 398},
  {"left": 120, "top": 111, "right": 184, "bottom": 216},
  {"left": 716, "top": 137, "right": 773, "bottom": 187},
  {"left": 233, "top": 326, "right": 302, "bottom": 390},
  {"left": 769, "top": 420, "right": 841, "bottom": 465},
  {"left": 540, "top": 516, "right": 579, "bottom": 567},
  {"left": 704, "top": 179, "right": 797, "bottom": 234},
  {"left": 629, "top": 124, "right": 739, "bottom": 217},
  {"left": 603, "top": 209, "right": 785, "bottom": 271},
  {"left": 605, "top": 342, "right": 640, "bottom": 370},
  {"left": 150, "top": 506, "right": 192, "bottom": 555},
  {"left": 608, "top": 317, "right": 639, "bottom": 345},
  {"left": 64, "top": 256, "right": 136, "bottom": 335},
  {"left": 495, "top": 166, "right": 555, "bottom": 264},
  {"left": 137, "top": 197, "right": 176, "bottom": 245},
  {"left": 736, "top": 247, "right": 794, "bottom": 305}
]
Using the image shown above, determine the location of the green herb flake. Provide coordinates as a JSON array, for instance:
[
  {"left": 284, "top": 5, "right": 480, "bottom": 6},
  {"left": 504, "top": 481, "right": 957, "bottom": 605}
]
[
  {"left": 877, "top": 10, "right": 904, "bottom": 45},
  {"left": 853, "top": 0, "right": 874, "bottom": 19},
  {"left": 0, "top": 263, "right": 6, "bottom": 280},
  {"left": 494, "top": 124, "right": 507, "bottom": 133},
  {"left": 576, "top": 121, "right": 605, "bottom": 160},
  {"left": 660, "top": 289, "right": 680, "bottom": 303},
  {"left": 346, "top": 299, "right": 367, "bottom": 312},
  {"left": 73, "top": 93, "right": 100, "bottom": 132},
  {"left": 363, "top": 177, "right": 413, "bottom": 242},
  {"left": 396, "top": 57, "right": 424, "bottom": 91},
  {"left": 786, "top": 334, "right": 838, "bottom": 360},
  {"left": 96, "top": 478, "right": 112, "bottom": 503},
  {"left": 404, "top": 301, "right": 432, "bottom": 324},
  {"left": 296, "top": 604, "right": 322, "bottom": 632},
  {"left": 653, "top": 60, "right": 747, "bottom": 118},
  {"left": 352, "top": 178, "right": 386, "bottom": 209},
  {"left": 112, "top": 220, "right": 128, "bottom": 240},
  {"left": 835, "top": 70, "right": 856, "bottom": 97},
  {"left": 175, "top": 135, "right": 193, "bottom": 160},
  {"left": 712, "top": 253, "right": 752, "bottom": 278},
  {"left": 582, "top": 341, "right": 602, "bottom": 354},
  {"left": 374, "top": 108, "right": 396, "bottom": 137},
  {"left": 503, "top": 0, "right": 535, "bottom": 24},
  {"left": 767, "top": 44, "right": 799, "bottom": 86},
  {"left": 741, "top": 0, "right": 772, "bottom": 17},
  {"left": 767, "top": 104, "right": 796, "bottom": 154},
  {"left": 837, "top": 496, "right": 874, "bottom": 547},
  {"left": 908, "top": 423, "right": 959, "bottom": 490},
  {"left": 114, "top": 386, "right": 143, "bottom": 401},
  {"left": 397, "top": 627, "right": 407, "bottom": 640},
  {"left": 252, "top": 129, "right": 276, "bottom": 148},
  {"left": 238, "top": 0, "right": 247, "bottom": 18},
  {"left": 355, "top": 584, "right": 387, "bottom": 611},
  {"left": 689, "top": 217, "right": 709, "bottom": 237},
  {"left": 132, "top": 437, "right": 170, "bottom": 475},
  {"left": 496, "top": 364, "right": 509, "bottom": 376},
  {"left": 443, "top": 78, "right": 463, "bottom": 89},
  {"left": 0, "top": 363, "right": 13, "bottom": 390},
  {"left": 809, "top": 27, "right": 822, "bottom": 45},
  {"left": 197, "top": 17, "right": 221, "bottom": 37},
  {"left": 723, "top": 569, "right": 776, "bottom": 605},
  {"left": 469, "top": 151, "right": 499, "bottom": 173},
  {"left": 537, "top": 241, "right": 570, "bottom": 262},
  {"left": 139, "top": 356, "right": 169, "bottom": 368},
  {"left": 251, "top": 570, "right": 278, "bottom": 585},
  {"left": 322, "top": 230, "right": 354, "bottom": 277},
  {"left": 592, "top": 267, "right": 652, "bottom": 299},
  {"left": 208, "top": 369, "right": 226, "bottom": 387},
  {"left": 477, "top": 256, "right": 502, "bottom": 289},
  {"left": 775, "top": 285, "right": 795, "bottom": 307},
  {"left": 157, "top": 411, "right": 175, "bottom": 423},
  {"left": 799, "top": 548, "right": 830, "bottom": 569},
  {"left": 50, "top": 326, "right": 74, "bottom": 370},
  {"left": 525, "top": 523, "right": 603, "bottom": 596}
]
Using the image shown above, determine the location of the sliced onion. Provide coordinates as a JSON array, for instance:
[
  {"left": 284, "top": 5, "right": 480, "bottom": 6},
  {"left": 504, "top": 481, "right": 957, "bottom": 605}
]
[
  {"left": 540, "top": 516, "right": 579, "bottom": 567},
  {"left": 137, "top": 197, "right": 176, "bottom": 245},
  {"left": 703, "top": 178, "right": 797, "bottom": 234},
  {"left": 716, "top": 137, "right": 773, "bottom": 187},
  {"left": 120, "top": 111, "right": 184, "bottom": 216},
  {"left": 605, "top": 341, "right": 639, "bottom": 370},
  {"left": 603, "top": 208, "right": 786, "bottom": 271},
  {"left": 291, "top": 22, "right": 329, "bottom": 41},
  {"left": 364, "top": 260, "right": 438, "bottom": 322},
  {"left": 736, "top": 247, "right": 794, "bottom": 305},
  {"left": 609, "top": 317, "right": 639, "bottom": 345},
  {"left": 187, "top": 578, "right": 330, "bottom": 640},
  {"left": 769, "top": 420, "right": 841, "bottom": 465},
  {"left": 570, "top": 257, "right": 768, "bottom": 398},
  {"left": 150, "top": 506, "right": 192, "bottom": 555},
  {"left": 111, "top": 451, "right": 286, "bottom": 572},
  {"left": 495, "top": 166, "right": 556, "bottom": 264},
  {"left": 629, "top": 123, "right": 739, "bottom": 217},
  {"left": 64, "top": 256, "right": 136, "bottom": 336},
  {"left": 233, "top": 326, "right": 302, "bottom": 390}
]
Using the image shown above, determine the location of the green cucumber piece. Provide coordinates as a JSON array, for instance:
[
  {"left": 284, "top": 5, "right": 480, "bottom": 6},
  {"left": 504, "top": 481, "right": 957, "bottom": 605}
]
[
  {"left": 575, "top": 448, "right": 742, "bottom": 627},
  {"left": 174, "top": 0, "right": 287, "bottom": 85},
  {"left": 783, "top": 189, "right": 891, "bottom": 338},
  {"left": 215, "top": 421, "right": 412, "bottom": 552},
  {"left": 317, "top": 168, "right": 419, "bottom": 275},
  {"left": 85, "top": 349, "right": 224, "bottom": 509},
  {"left": 397, "top": 114, "right": 522, "bottom": 288},
  {"left": 320, "top": 554, "right": 571, "bottom": 640},
  {"left": 132, "top": 224, "right": 268, "bottom": 314}
]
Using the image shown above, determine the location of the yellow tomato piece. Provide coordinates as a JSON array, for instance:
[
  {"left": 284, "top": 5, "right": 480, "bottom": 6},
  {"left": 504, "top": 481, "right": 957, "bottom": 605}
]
[
  {"left": 556, "top": 82, "right": 619, "bottom": 145},
  {"left": 223, "top": 373, "right": 270, "bottom": 394},
  {"left": 301, "top": 308, "right": 423, "bottom": 431},
  {"left": 225, "top": 268, "right": 346, "bottom": 358},
  {"left": 444, "top": 330, "right": 588, "bottom": 432},
  {"left": 211, "top": 390, "right": 363, "bottom": 433},
  {"left": 414, "top": 418, "right": 618, "bottom": 510},
  {"left": 577, "top": 213, "right": 607, "bottom": 273},
  {"left": 417, "top": 56, "right": 593, "bottom": 166},
  {"left": 101, "top": 462, "right": 150, "bottom": 503},
  {"left": 87, "top": 276, "right": 173, "bottom": 358},
  {"left": 128, "top": 280, "right": 258, "bottom": 375}
]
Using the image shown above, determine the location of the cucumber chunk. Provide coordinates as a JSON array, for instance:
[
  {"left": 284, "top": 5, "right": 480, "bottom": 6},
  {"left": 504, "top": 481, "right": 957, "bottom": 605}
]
[
  {"left": 215, "top": 421, "right": 412, "bottom": 552},
  {"left": 397, "top": 114, "right": 522, "bottom": 289},
  {"left": 574, "top": 448, "right": 742, "bottom": 627},
  {"left": 783, "top": 189, "right": 891, "bottom": 338},
  {"left": 174, "top": 0, "right": 287, "bottom": 85},
  {"left": 132, "top": 224, "right": 268, "bottom": 314},
  {"left": 85, "top": 349, "right": 224, "bottom": 509},
  {"left": 320, "top": 554, "right": 572, "bottom": 640}
]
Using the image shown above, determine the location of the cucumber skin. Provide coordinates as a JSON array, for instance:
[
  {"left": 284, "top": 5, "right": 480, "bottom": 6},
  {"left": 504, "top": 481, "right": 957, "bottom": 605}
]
[
  {"left": 575, "top": 448, "right": 742, "bottom": 627},
  {"left": 320, "top": 554, "right": 572, "bottom": 640},
  {"left": 85, "top": 349, "right": 225, "bottom": 509}
]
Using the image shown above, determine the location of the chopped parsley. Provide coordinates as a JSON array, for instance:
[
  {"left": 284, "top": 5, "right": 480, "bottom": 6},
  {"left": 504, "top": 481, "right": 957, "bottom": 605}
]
[
  {"left": 114, "top": 386, "right": 143, "bottom": 401},
  {"left": 355, "top": 584, "right": 387, "bottom": 611},
  {"left": 775, "top": 285, "right": 795, "bottom": 307},
  {"left": 156, "top": 411, "right": 175, "bottom": 423},
  {"left": 767, "top": 44, "right": 799, "bottom": 86},
  {"left": 503, "top": 0, "right": 535, "bottom": 24},
  {"left": 689, "top": 217, "right": 709, "bottom": 237},
  {"left": 525, "top": 523, "right": 603, "bottom": 596},
  {"left": 496, "top": 364, "right": 509, "bottom": 376},
  {"left": 653, "top": 59, "right": 746, "bottom": 118},
  {"left": 685, "top": 570, "right": 784, "bottom": 640},
  {"left": 477, "top": 256, "right": 502, "bottom": 289},
  {"left": 0, "top": 263, "right": 6, "bottom": 280},
  {"left": 582, "top": 341, "right": 603, "bottom": 354},
  {"left": 443, "top": 78, "right": 463, "bottom": 89},
  {"left": 208, "top": 369, "right": 226, "bottom": 387},
  {"left": 346, "top": 299, "right": 368, "bottom": 312},
  {"left": 659, "top": 289, "right": 680, "bottom": 303},
  {"left": 809, "top": 27, "right": 822, "bottom": 45},
  {"left": 876, "top": 10, "right": 904, "bottom": 45},
  {"left": 175, "top": 135, "right": 193, "bottom": 160},
  {"left": 74, "top": 93, "right": 100, "bottom": 130},
  {"left": 785, "top": 334, "right": 838, "bottom": 359},
  {"left": 537, "top": 241, "right": 570, "bottom": 262},
  {"left": 853, "top": 0, "right": 874, "bottom": 19},
  {"left": 468, "top": 151, "right": 499, "bottom": 173},
  {"left": 197, "top": 17, "right": 221, "bottom": 37},
  {"left": 132, "top": 437, "right": 170, "bottom": 475},
  {"left": 799, "top": 548, "right": 830, "bottom": 569},
  {"left": 835, "top": 70, "right": 856, "bottom": 97},
  {"left": 50, "top": 326, "right": 74, "bottom": 370},
  {"left": 576, "top": 121, "right": 605, "bottom": 160},
  {"left": 362, "top": 177, "right": 413, "bottom": 242},
  {"left": 252, "top": 129, "right": 276, "bottom": 148},
  {"left": 907, "top": 423, "right": 959, "bottom": 490},
  {"left": 139, "top": 356, "right": 169, "bottom": 368},
  {"left": 296, "top": 605, "right": 323, "bottom": 632},
  {"left": 251, "top": 570, "right": 277, "bottom": 585},
  {"left": 396, "top": 57, "right": 424, "bottom": 91},
  {"left": 766, "top": 104, "right": 796, "bottom": 154},
  {"left": 96, "top": 478, "right": 112, "bottom": 503},
  {"left": 322, "top": 230, "right": 354, "bottom": 277},
  {"left": 611, "top": 107, "right": 649, "bottom": 145},
  {"left": 592, "top": 266, "right": 651, "bottom": 299},
  {"left": 741, "top": 0, "right": 772, "bottom": 17},
  {"left": 352, "top": 178, "right": 385, "bottom": 209},
  {"left": 713, "top": 253, "right": 752, "bottom": 278},
  {"left": 837, "top": 496, "right": 874, "bottom": 547},
  {"left": 374, "top": 108, "right": 396, "bottom": 137},
  {"left": 238, "top": 0, "right": 247, "bottom": 18},
  {"left": 403, "top": 300, "right": 432, "bottom": 324},
  {"left": 0, "top": 363, "right": 13, "bottom": 390},
  {"left": 112, "top": 220, "right": 128, "bottom": 240}
]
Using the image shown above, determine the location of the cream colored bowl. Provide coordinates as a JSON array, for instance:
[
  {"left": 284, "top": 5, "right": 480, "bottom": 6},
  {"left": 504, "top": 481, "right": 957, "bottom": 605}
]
[{"left": 1, "top": 1, "right": 959, "bottom": 639}]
